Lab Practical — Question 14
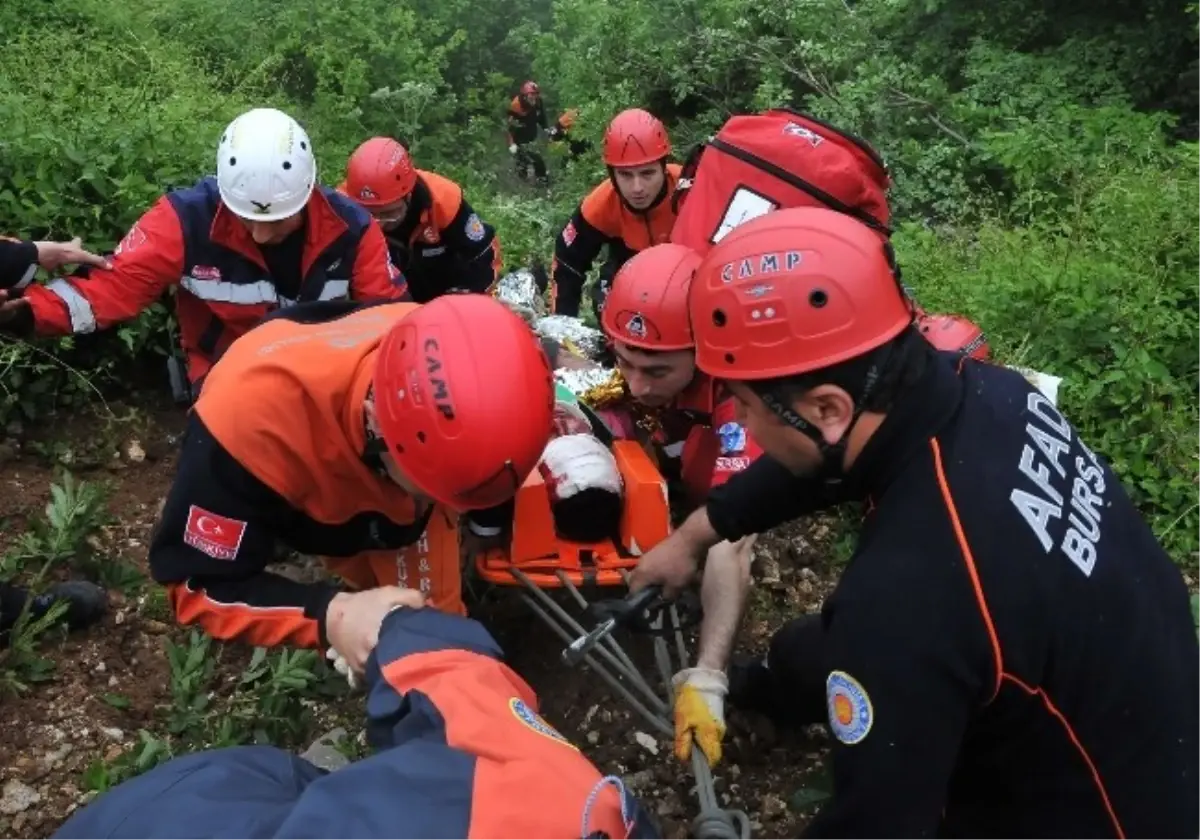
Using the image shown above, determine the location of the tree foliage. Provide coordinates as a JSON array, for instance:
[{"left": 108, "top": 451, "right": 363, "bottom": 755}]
[{"left": 0, "top": 0, "right": 1196, "bottom": 562}]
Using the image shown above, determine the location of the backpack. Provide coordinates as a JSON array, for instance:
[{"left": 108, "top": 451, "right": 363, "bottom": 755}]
[{"left": 670, "top": 108, "right": 892, "bottom": 255}]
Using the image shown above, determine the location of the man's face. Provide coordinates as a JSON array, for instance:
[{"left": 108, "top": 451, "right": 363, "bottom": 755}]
[
  {"left": 522, "top": 92, "right": 540, "bottom": 108},
  {"left": 369, "top": 196, "right": 411, "bottom": 233},
  {"left": 612, "top": 164, "right": 665, "bottom": 211},
  {"left": 241, "top": 212, "right": 304, "bottom": 246},
  {"left": 612, "top": 342, "right": 695, "bottom": 408},
  {"left": 724, "top": 381, "right": 827, "bottom": 476}
]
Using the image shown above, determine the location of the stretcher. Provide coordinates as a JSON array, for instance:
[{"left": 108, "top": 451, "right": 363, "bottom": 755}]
[{"left": 472, "top": 432, "right": 751, "bottom": 839}]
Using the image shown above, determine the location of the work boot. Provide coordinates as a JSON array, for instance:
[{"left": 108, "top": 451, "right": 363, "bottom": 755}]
[
  {"left": 0, "top": 580, "right": 109, "bottom": 645},
  {"left": 29, "top": 580, "right": 109, "bottom": 631}
]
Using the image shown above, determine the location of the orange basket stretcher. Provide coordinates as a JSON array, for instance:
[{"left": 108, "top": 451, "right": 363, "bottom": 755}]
[{"left": 471, "top": 439, "right": 750, "bottom": 840}]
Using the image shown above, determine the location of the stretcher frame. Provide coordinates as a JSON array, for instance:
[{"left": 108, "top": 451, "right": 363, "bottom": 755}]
[{"left": 471, "top": 441, "right": 751, "bottom": 840}]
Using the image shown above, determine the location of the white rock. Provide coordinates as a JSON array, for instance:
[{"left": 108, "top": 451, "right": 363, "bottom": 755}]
[
  {"left": 633, "top": 731, "right": 659, "bottom": 755},
  {"left": 0, "top": 780, "right": 41, "bottom": 815}
]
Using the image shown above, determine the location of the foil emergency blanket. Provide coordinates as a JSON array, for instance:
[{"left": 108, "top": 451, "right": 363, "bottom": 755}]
[
  {"left": 554, "top": 367, "right": 626, "bottom": 407},
  {"left": 492, "top": 268, "right": 546, "bottom": 322},
  {"left": 533, "top": 315, "right": 607, "bottom": 361}
]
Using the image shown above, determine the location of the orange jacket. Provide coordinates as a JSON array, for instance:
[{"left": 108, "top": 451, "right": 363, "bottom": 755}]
[
  {"left": 149, "top": 301, "right": 443, "bottom": 648},
  {"left": 551, "top": 164, "right": 682, "bottom": 316},
  {"left": 506, "top": 96, "right": 548, "bottom": 145},
  {"left": 379, "top": 170, "right": 501, "bottom": 302}
]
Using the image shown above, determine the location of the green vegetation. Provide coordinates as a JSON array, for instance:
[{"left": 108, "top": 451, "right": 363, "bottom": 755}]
[
  {"left": 0, "top": 0, "right": 1195, "bottom": 567},
  {"left": 0, "top": 471, "right": 352, "bottom": 792}
]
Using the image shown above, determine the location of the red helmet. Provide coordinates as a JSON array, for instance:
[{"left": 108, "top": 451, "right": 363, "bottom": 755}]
[
  {"left": 344, "top": 137, "right": 418, "bottom": 208},
  {"left": 521, "top": 80, "right": 540, "bottom": 97},
  {"left": 689, "top": 207, "right": 914, "bottom": 381},
  {"left": 373, "top": 296, "right": 555, "bottom": 510},
  {"left": 918, "top": 313, "right": 990, "bottom": 360},
  {"left": 601, "top": 244, "right": 700, "bottom": 351},
  {"left": 603, "top": 109, "right": 671, "bottom": 167}
]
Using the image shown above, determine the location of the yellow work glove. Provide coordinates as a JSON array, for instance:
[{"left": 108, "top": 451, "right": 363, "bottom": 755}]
[{"left": 672, "top": 667, "right": 728, "bottom": 767}]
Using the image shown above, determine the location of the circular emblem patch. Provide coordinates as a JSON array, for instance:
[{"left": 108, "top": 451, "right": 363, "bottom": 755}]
[
  {"left": 509, "top": 697, "right": 577, "bottom": 749},
  {"left": 464, "top": 212, "right": 486, "bottom": 242},
  {"left": 826, "top": 670, "right": 873, "bottom": 745}
]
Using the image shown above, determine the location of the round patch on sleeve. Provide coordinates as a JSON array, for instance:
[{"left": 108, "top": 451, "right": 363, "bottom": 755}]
[
  {"left": 826, "top": 670, "right": 873, "bottom": 745},
  {"left": 465, "top": 213, "right": 486, "bottom": 242},
  {"left": 509, "top": 697, "right": 578, "bottom": 750}
]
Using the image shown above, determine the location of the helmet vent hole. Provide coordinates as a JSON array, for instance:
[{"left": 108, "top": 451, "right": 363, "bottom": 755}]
[
  {"left": 724, "top": 352, "right": 735, "bottom": 364},
  {"left": 809, "top": 289, "right": 828, "bottom": 308},
  {"left": 228, "top": 156, "right": 237, "bottom": 166},
  {"left": 712, "top": 309, "right": 727, "bottom": 327},
  {"left": 300, "top": 141, "right": 308, "bottom": 151},
  {"left": 416, "top": 431, "right": 427, "bottom": 444},
  {"left": 282, "top": 161, "right": 292, "bottom": 170}
]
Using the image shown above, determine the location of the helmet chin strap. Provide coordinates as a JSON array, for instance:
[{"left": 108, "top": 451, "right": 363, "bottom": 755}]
[
  {"left": 360, "top": 389, "right": 391, "bottom": 479},
  {"left": 753, "top": 342, "right": 895, "bottom": 486}
]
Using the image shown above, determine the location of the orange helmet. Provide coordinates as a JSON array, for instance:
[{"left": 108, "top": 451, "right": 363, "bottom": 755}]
[
  {"left": 603, "top": 109, "right": 671, "bottom": 167},
  {"left": 344, "top": 137, "right": 418, "bottom": 208},
  {"left": 521, "top": 80, "right": 540, "bottom": 97},
  {"left": 373, "top": 296, "right": 555, "bottom": 510},
  {"left": 918, "top": 313, "right": 990, "bottom": 360},
  {"left": 689, "top": 207, "right": 913, "bottom": 382},
  {"left": 601, "top": 244, "right": 699, "bottom": 351}
]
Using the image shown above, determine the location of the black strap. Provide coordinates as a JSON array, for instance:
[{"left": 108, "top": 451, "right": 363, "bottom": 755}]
[
  {"left": 196, "top": 314, "right": 225, "bottom": 357},
  {"left": 671, "top": 141, "right": 709, "bottom": 214},
  {"left": 577, "top": 400, "right": 616, "bottom": 448},
  {"left": 707, "top": 136, "right": 892, "bottom": 236}
]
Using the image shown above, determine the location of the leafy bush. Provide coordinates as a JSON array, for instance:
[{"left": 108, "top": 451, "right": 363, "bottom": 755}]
[{"left": 898, "top": 134, "right": 1199, "bottom": 562}]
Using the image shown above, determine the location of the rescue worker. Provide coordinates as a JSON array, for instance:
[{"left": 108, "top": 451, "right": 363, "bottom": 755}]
[
  {"left": 597, "top": 243, "right": 762, "bottom": 770},
  {"left": 339, "top": 137, "right": 501, "bottom": 303},
  {"left": 548, "top": 108, "right": 588, "bottom": 160},
  {"left": 148, "top": 294, "right": 555, "bottom": 681},
  {"left": 0, "top": 108, "right": 407, "bottom": 401},
  {"left": 507, "top": 80, "right": 549, "bottom": 183},
  {"left": 551, "top": 108, "right": 680, "bottom": 320},
  {"left": 0, "top": 236, "right": 111, "bottom": 645},
  {"left": 631, "top": 208, "right": 1200, "bottom": 837},
  {"left": 55, "top": 600, "right": 659, "bottom": 839}
]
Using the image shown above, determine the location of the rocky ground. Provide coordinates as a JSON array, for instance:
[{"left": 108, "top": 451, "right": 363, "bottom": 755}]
[{"left": 0, "top": 391, "right": 844, "bottom": 838}]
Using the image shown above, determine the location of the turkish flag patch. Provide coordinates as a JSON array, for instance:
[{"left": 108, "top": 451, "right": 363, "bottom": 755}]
[{"left": 183, "top": 505, "right": 247, "bottom": 561}]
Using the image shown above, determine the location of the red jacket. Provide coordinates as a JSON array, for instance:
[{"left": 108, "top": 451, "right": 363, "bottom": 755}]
[{"left": 23, "top": 177, "right": 407, "bottom": 385}]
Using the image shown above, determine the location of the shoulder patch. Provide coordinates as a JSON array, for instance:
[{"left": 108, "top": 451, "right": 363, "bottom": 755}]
[
  {"left": 717, "top": 421, "right": 746, "bottom": 455},
  {"left": 464, "top": 212, "right": 486, "bottom": 242},
  {"left": 509, "top": 697, "right": 578, "bottom": 750},
  {"left": 183, "top": 505, "right": 248, "bottom": 561},
  {"left": 826, "top": 670, "right": 873, "bottom": 745}
]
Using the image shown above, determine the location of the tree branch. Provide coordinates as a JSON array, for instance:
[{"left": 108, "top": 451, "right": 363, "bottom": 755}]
[{"left": 888, "top": 86, "right": 974, "bottom": 147}]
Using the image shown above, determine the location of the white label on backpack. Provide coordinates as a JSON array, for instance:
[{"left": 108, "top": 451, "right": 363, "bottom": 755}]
[
  {"left": 713, "top": 187, "right": 778, "bottom": 243},
  {"left": 782, "top": 122, "right": 824, "bottom": 147}
]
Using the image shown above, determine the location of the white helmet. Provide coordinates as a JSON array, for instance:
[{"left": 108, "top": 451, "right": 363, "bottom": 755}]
[{"left": 216, "top": 108, "right": 317, "bottom": 222}]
